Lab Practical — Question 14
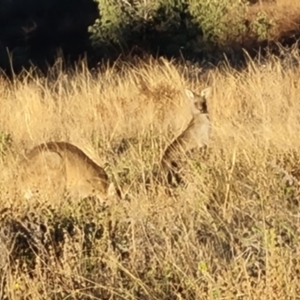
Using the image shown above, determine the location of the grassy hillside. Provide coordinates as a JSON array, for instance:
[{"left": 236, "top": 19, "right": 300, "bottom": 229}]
[{"left": 1, "top": 52, "right": 300, "bottom": 298}]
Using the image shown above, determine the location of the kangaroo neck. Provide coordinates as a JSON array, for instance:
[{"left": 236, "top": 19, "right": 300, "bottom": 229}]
[{"left": 189, "top": 113, "right": 210, "bottom": 126}]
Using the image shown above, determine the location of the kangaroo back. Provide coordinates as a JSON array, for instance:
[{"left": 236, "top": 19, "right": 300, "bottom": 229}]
[{"left": 20, "top": 141, "right": 118, "bottom": 200}]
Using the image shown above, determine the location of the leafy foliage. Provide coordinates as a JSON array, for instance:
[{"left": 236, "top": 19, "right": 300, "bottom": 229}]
[
  {"left": 89, "top": 0, "right": 273, "bottom": 53},
  {"left": 188, "top": 0, "right": 249, "bottom": 44},
  {"left": 251, "top": 11, "right": 275, "bottom": 41}
]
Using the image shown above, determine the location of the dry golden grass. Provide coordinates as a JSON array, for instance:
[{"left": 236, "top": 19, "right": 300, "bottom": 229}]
[{"left": 1, "top": 54, "right": 300, "bottom": 299}]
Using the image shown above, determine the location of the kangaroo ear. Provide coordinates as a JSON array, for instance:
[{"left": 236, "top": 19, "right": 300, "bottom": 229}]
[
  {"left": 184, "top": 89, "right": 195, "bottom": 100},
  {"left": 200, "top": 87, "right": 212, "bottom": 99}
]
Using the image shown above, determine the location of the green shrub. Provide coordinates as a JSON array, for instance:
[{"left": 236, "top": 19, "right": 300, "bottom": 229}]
[
  {"left": 188, "top": 0, "right": 249, "bottom": 44},
  {"left": 88, "top": 0, "right": 274, "bottom": 54},
  {"left": 88, "top": 0, "right": 161, "bottom": 46},
  {"left": 251, "top": 11, "right": 275, "bottom": 41}
]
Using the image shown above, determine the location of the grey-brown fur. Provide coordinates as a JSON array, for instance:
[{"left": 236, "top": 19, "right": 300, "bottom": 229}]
[
  {"left": 20, "top": 141, "right": 118, "bottom": 200},
  {"left": 160, "top": 87, "right": 212, "bottom": 185}
]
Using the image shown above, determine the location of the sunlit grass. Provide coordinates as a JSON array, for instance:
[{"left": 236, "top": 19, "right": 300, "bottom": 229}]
[{"left": 1, "top": 53, "right": 300, "bottom": 299}]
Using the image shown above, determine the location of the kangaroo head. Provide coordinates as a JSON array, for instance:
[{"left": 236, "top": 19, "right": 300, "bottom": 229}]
[{"left": 184, "top": 87, "right": 212, "bottom": 115}]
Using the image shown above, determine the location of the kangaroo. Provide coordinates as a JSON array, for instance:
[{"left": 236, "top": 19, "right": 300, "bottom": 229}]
[
  {"left": 159, "top": 87, "right": 212, "bottom": 186},
  {"left": 19, "top": 141, "right": 119, "bottom": 201},
  {"left": 122, "top": 86, "right": 212, "bottom": 196}
]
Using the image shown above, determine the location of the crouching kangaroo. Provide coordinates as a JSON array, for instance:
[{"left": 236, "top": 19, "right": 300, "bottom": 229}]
[{"left": 19, "top": 141, "right": 120, "bottom": 201}]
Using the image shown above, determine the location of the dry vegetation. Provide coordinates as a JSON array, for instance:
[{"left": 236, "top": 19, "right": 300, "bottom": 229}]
[
  {"left": 248, "top": 0, "right": 300, "bottom": 28},
  {"left": 1, "top": 50, "right": 300, "bottom": 299},
  {"left": 223, "top": 0, "right": 300, "bottom": 52}
]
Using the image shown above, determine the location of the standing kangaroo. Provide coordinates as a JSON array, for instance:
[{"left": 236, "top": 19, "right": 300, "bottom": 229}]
[
  {"left": 19, "top": 141, "right": 119, "bottom": 201},
  {"left": 159, "top": 87, "right": 212, "bottom": 185}
]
